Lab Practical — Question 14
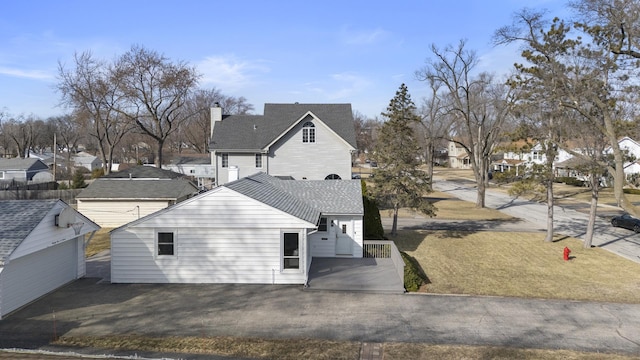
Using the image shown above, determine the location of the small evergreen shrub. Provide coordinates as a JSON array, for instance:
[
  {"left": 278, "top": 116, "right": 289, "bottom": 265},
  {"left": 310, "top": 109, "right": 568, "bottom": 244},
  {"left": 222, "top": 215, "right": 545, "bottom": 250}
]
[{"left": 401, "top": 251, "right": 428, "bottom": 292}]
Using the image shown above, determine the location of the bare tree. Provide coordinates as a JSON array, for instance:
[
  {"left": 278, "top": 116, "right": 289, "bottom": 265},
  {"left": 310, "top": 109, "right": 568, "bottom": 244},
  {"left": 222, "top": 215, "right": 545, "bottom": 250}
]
[
  {"left": 181, "top": 88, "right": 254, "bottom": 153},
  {"left": 58, "top": 51, "right": 132, "bottom": 174},
  {"left": 416, "top": 40, "right": 515, "bottom": 207},
  {"left": 416, "top": 77, "right": 453, "bottom": 190},
  {"left": 114, "top": 45, "right": 200, "bottom": 167}
]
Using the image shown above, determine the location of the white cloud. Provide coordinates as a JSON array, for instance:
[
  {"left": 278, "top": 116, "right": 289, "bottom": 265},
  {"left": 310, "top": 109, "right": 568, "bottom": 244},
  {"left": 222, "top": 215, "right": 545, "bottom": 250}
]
[
  {"left": 196, "top": 55, "right": 269, "bottom": 91},
  {"left": 0, "top": 66, "right": 54, "bottom": 80}
]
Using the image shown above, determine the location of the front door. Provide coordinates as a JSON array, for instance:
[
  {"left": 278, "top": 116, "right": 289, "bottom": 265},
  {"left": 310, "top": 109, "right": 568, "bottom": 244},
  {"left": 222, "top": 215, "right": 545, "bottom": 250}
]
[{"left": 335, "top": 219, "right": 353, "bottom": 255}]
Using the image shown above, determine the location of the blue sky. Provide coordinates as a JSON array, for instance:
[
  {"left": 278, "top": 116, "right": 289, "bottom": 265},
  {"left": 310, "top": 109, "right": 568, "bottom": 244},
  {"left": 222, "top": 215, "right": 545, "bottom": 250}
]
[{"left": 1, "top": 0, "right": 568, "bottom": 120}]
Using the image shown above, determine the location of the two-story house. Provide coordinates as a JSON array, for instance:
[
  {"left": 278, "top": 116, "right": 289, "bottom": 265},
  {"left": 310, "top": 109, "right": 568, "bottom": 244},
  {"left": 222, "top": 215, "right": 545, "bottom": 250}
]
[{"left": 209, "top": 103, "right": 357, "bottom": 185}]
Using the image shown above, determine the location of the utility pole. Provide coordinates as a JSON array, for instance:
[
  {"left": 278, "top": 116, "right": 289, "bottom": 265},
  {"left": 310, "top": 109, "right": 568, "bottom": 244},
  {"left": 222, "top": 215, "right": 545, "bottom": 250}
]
[{"left": 53, "top": 133, "right": 56, "bottom": 182}]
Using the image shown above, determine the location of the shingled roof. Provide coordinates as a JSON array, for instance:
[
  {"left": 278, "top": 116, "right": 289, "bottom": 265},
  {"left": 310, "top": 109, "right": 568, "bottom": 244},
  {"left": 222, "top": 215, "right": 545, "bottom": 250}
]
[
  {"left": 103, "top": 165, "right": 185, "bottom": 179},
  {"left": 0, "top": 158, "right": 48, "bottom": 171},
  {"left": 224, "top": 172, "right": 363, "bottom": 224},
  {"left": 210, "top": 103, "right": 357, "bottom": 151},
  {"left": 0, "top": 200, "right": 58, "bottom": 265},
  {"left": 77, "top": 178, "right": 198, "bottom": 200}
]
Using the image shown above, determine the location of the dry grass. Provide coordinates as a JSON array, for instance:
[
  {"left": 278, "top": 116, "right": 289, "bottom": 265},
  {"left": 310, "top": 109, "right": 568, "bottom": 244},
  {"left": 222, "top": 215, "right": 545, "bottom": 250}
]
[
  {"left": 394, "top": 230, "right": 640, "bottom": 303},
  {"left": 54, "top": 335, "right": 360, "bottom": 360},
  {"left": 383, "top": 343, "right": 638, "bottom": 360},
  {"left": 85, "top": 228, "right": 112, "bottom": 257},
  {"left": 50, "top": 336, "right": 639, "bottom": 360}
]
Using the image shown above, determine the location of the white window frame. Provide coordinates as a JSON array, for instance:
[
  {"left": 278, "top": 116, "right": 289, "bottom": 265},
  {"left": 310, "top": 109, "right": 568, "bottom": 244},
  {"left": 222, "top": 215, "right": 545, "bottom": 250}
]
[
  {"left": 302, "top": 122, "right": 315, "bottom": 143},
  {"left": 156, "top": 229, "right": 177, "bottom": 258},
  {"left": 255, "top": 153, "right": 262, "bottom": 168},
  {"left": 281, "top": 229, "right": 303, "bottom": 272},
  {"left": 221, "top": 153, "right": 229, "bottom": 168}
]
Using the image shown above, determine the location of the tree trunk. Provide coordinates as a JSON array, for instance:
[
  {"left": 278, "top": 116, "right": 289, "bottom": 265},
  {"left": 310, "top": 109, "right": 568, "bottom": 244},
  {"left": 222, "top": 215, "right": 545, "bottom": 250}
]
[
  {"left": 155, "top": 138, "right": 165, "bottom": 168},
  {"left": 584, "top": 174, "right": 599, "bottom": 249},
  {"left": 424, "top": 143, "right": 434, "bottom": 191},
  {"left": 391, "top": 204, "right": 399, "bottom": 236},
  {"left": 545, "top": 178, "right": 554, "bottom": 242}
]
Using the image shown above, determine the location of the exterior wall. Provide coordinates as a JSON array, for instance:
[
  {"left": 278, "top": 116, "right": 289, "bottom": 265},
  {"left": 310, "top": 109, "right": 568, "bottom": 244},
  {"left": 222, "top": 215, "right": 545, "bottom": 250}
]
[
  {"left": 309, "top": 215, "right": 363, "bottom": 258},
  {"left": 111, "top": 187, "right": 313, "bottom": 284},
  {"left": 77, "top": 200, "right": 171, "bottom": 228},
  {"left": 268, "top": 118, "right": 352, "bottom": 180},
  {"left": 215, "top": 152, "right": 264, "bottom": 185},
  {"left": 0, "top": 238, "right": 79, "bottom": 318},
  {"left": 0, "top": 200, "right": 95, "bottom": 319}
]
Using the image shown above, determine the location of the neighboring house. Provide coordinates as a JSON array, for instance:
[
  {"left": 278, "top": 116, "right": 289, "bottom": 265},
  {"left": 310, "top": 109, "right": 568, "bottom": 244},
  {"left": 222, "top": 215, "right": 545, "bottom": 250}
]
[
  {"left": 162, "top": 154, "right": 215, "bottom": 190},
  {"left": 76, "top": 166, "right": 199, "bottom": 227},
  {"left": 0, "top": 200, "right": 99, "bottom": 319},
  {"left": 72, "top": 152, "right": 102, "bottom": 172},
  {"left": 209, "top": 103, "right": 357, "bottom": 185},
  {"left": 611, "top": 136, "right": 640, "bottom": 178},
  {"left": 447, "top": 141, "right": 471, "bottom": 169},
  {"left": 0, "top": 158, "right": 51, "bottom": 183},
  {"left": 110, "top": 172, "right": 364, "bottom": 284}
]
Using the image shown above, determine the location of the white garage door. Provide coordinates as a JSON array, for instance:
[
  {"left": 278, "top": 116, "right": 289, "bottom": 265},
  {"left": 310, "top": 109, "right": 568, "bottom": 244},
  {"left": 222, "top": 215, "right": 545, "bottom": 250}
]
[{"left": 1, "top": 239, "right": 77, "bottom": 317}]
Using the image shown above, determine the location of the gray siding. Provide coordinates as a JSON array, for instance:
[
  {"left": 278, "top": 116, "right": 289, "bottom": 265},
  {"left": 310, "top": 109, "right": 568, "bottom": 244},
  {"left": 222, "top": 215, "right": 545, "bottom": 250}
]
[
  {"left": 111, "top": 187, "right": 312, "bottom": 284},
  {"left": 269, "top": 117, "right": 352, "bottom": 180}
]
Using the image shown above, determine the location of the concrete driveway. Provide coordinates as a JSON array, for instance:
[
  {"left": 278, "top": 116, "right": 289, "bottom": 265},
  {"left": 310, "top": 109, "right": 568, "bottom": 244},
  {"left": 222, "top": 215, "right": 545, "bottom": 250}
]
[{"left": 1, "top": 278, "right": 640, "bottom": 357}]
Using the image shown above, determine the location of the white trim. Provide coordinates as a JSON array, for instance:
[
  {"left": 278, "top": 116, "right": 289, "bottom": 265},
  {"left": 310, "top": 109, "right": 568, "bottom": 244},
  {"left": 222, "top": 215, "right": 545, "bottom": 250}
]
[
  {"left": 155, "top": 228, "right": 178, "bottom": 259},
  {"left": 280, "top": 229, "right": 304, "bottom": 273}
]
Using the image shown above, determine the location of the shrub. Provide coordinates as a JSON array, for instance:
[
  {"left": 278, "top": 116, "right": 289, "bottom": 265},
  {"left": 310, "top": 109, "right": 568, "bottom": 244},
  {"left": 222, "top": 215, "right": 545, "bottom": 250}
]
[
  {"left": 362, "top": 179, "right": 384, "bottom": 240},
  {"left": 71, "top": 172, "right": 87, "bottom": 189},
  {"left": 401, "top": 251, "right": 428, "bottom": 292},
  {"left": 91, "top": 168, "right": 105, "bottom": 179},
  {"left": 624, "top": 188, "right": 640, "bottom": 195}
]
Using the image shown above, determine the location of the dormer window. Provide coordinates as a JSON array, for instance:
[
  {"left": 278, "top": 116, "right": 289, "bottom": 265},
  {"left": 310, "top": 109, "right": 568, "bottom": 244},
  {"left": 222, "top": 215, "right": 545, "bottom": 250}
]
[{"left": 302, "top": 122, "right": 315, "bottom": 143}]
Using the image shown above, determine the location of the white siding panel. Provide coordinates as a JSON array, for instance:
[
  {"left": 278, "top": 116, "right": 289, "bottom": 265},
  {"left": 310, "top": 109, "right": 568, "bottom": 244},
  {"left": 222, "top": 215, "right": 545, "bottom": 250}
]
[
  {"left": 0, "top": 239, "right": 78, "bottom": 318},
  {"left": 78, "top": 200, "right": 170, "bottom": 227},
  {"left": 136, "top": 188, "right": 312, "bottom": 229},
  {"left": 269, "top": 118, "right": 352, "bottom": 180},
  {"left": 111, "top": 227, "right": 305, "bottom": 284}
]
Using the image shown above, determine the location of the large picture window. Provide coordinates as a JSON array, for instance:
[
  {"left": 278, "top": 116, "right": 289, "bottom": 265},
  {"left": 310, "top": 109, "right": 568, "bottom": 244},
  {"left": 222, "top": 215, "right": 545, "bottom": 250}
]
[
  {"left": 157, "top": 231, "right": 175, "bottom": 256},
  {"left": 283, "top": 232, "right": 299, "bottom": 269},
  {"left": 221, "top": 153, "right": 229, "bottom": 168},
  {"left": 302, "top": 122, "right": 315, "bottom": 143}
]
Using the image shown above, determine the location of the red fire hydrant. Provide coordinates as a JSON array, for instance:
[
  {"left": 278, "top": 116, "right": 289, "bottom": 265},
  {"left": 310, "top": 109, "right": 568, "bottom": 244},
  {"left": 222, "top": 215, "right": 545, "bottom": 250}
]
[{"left": 563, "top": 247, "right": 571, "bottom": 261}]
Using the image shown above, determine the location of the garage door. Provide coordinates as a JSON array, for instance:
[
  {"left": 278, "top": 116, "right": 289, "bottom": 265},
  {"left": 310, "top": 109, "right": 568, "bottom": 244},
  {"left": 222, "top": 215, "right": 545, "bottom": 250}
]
[{"left": 1, "top": 239, "right": 77, "bottom": 317}]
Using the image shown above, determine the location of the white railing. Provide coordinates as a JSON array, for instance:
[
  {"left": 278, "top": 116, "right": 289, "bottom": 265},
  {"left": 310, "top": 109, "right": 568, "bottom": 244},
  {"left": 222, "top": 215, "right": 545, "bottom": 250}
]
[{"left": 363, "top": 240, "right": 404, "bottom": 286}]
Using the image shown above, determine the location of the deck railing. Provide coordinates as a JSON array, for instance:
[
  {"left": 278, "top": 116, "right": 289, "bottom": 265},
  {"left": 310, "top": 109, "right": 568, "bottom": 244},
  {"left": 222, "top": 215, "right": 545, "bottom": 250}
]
[{"left": 363, "top": 240, "right": 404, "bottom": 286}]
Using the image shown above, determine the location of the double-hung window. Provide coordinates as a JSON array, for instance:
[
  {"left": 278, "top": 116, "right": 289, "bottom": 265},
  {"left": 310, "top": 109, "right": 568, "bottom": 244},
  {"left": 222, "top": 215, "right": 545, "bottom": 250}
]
[
  {"left": 302, "top": 122, "right": 315, "bottom": 143},
  {"left": 221, "top": 153, "right": 229, "bottom": 168},
  {"left": 157, "top": 231, "right": 175, "bottom": 256},
  {"left": 283, "top": 232, "right": 300, "bottom": 269},
  {"left": 255, "top": 154, "right": 262, "bottom": 168}
]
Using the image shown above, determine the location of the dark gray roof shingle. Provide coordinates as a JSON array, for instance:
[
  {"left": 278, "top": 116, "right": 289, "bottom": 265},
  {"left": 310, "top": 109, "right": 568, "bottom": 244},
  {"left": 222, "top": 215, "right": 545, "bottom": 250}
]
[
  {"left": 104, "top": 165, "right": 185, "bottom": 179},
  {"left": 210, "top": 103, "right": 357, "bottom": 151},
  {"left": 0, "top": 200, "right": 58, "bottom": 265},
  {"left": 224, "top": 173, "right": 363, "bottom": 224},
  {"left": 0, "top": 158, "right": 48, "bottom": 171},
  {"left": 77, "top": 178, "right": 198, "bottom": 200}
]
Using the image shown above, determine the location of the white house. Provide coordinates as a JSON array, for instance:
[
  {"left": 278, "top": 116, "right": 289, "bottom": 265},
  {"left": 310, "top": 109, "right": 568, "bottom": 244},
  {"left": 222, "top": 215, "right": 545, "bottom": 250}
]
[
  {"left": 162, "top": 154, "right": 215, "bottom": 190},
  {"left": 77, "top": 166, "right": 199, "bottom": 228},
  {"left": 110, "top": 172, "right": 364, "bottom": 285},
  {"left": 0, "top": 158, "right": 51, "bottom": 183},
  {"left": 72, "top": 152, "right": 102, "bottom": 172},
  {"left": 0, "top": 200, "right": 99, "bottom": 319},
  {"left": 209, "top": 103, "right": 357, "bottom": 185}
]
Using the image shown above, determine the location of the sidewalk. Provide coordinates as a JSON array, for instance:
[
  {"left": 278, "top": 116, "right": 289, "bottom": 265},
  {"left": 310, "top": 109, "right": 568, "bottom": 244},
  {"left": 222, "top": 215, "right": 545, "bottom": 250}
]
[{"left": 433, "top": 179, "right": 640, "bottom": 263}]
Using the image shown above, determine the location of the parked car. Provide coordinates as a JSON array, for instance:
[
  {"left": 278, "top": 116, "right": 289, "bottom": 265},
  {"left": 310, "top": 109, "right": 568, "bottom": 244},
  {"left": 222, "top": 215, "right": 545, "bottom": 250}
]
[
  {"left": 611, "top": 214, "right": 640, "bottom": 233},
  {"left": 351, "top": 174, "right": 361, "bottom": 179}
]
